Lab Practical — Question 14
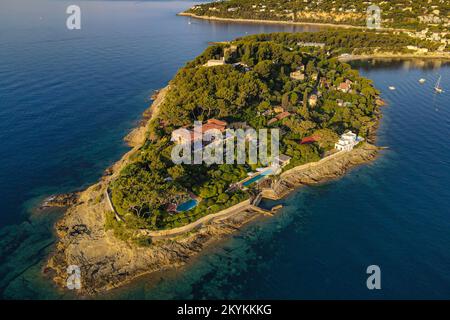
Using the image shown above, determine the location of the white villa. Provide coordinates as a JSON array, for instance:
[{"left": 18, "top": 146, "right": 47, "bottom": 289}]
[
  {"left": 204, "top": 57, "right": 226, "bottom": 67},
  {"left": 335, "top": 131, "right": 364, "bottom": 151},
  {"left": 272, "top": 154, "right": 291, "bottom": 168}
]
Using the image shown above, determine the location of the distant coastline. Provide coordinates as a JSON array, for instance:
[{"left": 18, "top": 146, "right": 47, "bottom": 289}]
[
  {"left": 178, "top": 12, "right": 370, "bottom": 30},
  {"left": 179, "top": 12, "right": 450, "bottom": 61},
  {"left": 177, "top": 12, "right": 425, "bottom": 33}
]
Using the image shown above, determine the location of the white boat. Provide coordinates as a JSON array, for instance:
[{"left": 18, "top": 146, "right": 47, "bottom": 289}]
[
  {"left": 419, "top": 78, "right": 426, "bottom": 84},
  {"left": 389, "top": 86, "right": 396, "bottom": 90},
  {"left": 435, "top": 75, "right": 443, "bottom": 93}
]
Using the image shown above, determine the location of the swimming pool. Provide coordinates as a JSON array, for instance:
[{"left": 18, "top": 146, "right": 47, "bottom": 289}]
[
  {"left": 242, "top": 168, "right": 274, "bottom": 187},
  {"left": 176, "top": 199, "right": 198, "bottom": 212}
]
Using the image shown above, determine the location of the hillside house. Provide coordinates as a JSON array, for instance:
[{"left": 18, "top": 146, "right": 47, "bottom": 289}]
[
  {"left": 290, "top": 70, "right": 305, "bottom": 81},
  {"left": 308, "top": 94, "right": 318, "bottom": 107},
  {"left": 204, "top": 57, "right": 226, "bottom": 67},
  {"left": 335, "top": 131, "right": 364, "bottom": 151}
]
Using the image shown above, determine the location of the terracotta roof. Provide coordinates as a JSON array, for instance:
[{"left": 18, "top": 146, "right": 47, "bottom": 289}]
[
  {"left": 267, "top": 118, "right": 278, "bottom": 125},
  {"left": 276, "top": 111, "right": 291, "bottom": 120},
  {"left": 194, "top": 123, "right": 226, "bottom": 133},
  {"left": 207, "top": 118, "right": 227, "bottom": 126},
  {"left": 300, "top": 136, "right": 317, "bottom": 144},
  {"left": 339, "top": 82, "right": 350, "bottom": 90}
]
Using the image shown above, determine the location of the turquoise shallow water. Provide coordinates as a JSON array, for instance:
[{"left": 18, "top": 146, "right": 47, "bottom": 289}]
[{"left": 0, "top": 1, "right": 449, "bottom": 299}]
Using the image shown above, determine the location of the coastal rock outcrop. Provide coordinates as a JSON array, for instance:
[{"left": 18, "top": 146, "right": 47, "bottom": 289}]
[
  {"left": 46, "top": 184, "right": 260, "bottom": 295},
  {"left": 262, "top": 143, "right": 379, "bottom": 200},
  {"left": 40, "top": 192, "right": 80, "bottom": 209}
]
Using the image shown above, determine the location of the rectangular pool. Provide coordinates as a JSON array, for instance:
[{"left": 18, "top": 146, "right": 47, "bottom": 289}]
[
  {"left": 242, "top": 168, "right": 274, "bottom": 187},
  {"left": 176, "top": 199, "right": 198, "bottom": 212}
]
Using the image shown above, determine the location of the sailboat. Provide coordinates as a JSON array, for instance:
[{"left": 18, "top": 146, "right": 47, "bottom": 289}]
[
  {"left": 419, "top": 78, "right": 426, "bottom": 84},
  {"left": 435, "top": 75, "right": 443, "bottom": 93}
]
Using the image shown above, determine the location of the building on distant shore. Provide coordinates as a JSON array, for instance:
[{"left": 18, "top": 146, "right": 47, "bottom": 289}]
[
  {"left": 273, "top": 106, "right": 284, "bottom": 113},
  {"left": 290, "top": 70, "right": 305, "bottom": 81},
  {"left": 308, "top": 94, "right": 318, "bottom": 107},
  {"left": 297, "top": 42, "right": 325, "bottom": 48},
  {"left": 273, "top": 154, "right": 291, "bottom": 168},
  {"left": 204, "top": 57, "right": 226, "bottom": 67},
  {"left": 338, "top": 79, "right": 353, "bottom": 93},
  {"left": 406, "top": 45, "right": 429, "bottom": 54},
  {"left": 335, "top": 131, "right": 364, "bottom": 151}
]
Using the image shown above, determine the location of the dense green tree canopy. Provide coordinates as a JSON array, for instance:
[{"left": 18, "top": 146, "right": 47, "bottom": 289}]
[{"left": 110, "top": 31, "right": 385, "bottom": 235}]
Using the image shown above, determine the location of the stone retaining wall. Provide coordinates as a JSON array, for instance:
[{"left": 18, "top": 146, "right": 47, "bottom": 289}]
[{"left": 143, "top": 199, "right": 252, "bottom": 238}]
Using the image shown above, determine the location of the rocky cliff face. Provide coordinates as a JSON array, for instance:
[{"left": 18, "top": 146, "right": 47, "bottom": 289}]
[
  {"left": 44, "top": 85, "right": 264, "bottom": 295},
  {"left": 263, "top": 143, "right": 379, "bottom": 200},
  {"left": 45, "top": 184, "right": 260, "bottom": 295},
  {"left": 296, "top": 11, "right": 365, "bottom": 24},
  {"left": 40, "top": 193, "right": 80, "bottom": 209}
]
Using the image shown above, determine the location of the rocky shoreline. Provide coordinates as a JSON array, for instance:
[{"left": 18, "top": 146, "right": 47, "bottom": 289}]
[
  {"left": 262, "top": 143, "right": 379, "bottom": 200},
  {"left": 40, "top": 192, "right": 80, "bottom": 210},
  {"left": 44, "top": 83, "right": 381, "bottom": 295},
  {"left": 178, "top": 12, "right": 370, "bottom": 30}
]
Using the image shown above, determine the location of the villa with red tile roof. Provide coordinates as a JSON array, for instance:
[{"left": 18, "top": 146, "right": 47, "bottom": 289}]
[
  {"left": 338, "top": 79, "right": 353, "bottom": 93},
  {"left": 338, "top": 82, "right": 350, "bottom": 93},
  {"left": 206, "top": 118, "right": 227, "bottom": 127},
  {"left": 172, "top": 119, "right": 228, "bottom": 144}
]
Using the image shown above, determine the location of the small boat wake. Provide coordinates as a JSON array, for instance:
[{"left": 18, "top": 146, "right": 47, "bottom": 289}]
[{"left": 434, "top": 75, "right": 443, "bottom": 94}]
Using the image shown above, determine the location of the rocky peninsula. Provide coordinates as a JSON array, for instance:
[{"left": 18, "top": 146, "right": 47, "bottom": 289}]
[
  {"left": 45, "top": 32, "right": 387, "bottom": 295},
  {"left": 45, "top": 96, "right": 380, "bottom": 295}
]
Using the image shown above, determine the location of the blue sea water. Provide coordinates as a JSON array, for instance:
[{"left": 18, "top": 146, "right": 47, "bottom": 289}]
[{"left": 0, "top": 0, "right": 449, "bottom": 299}]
